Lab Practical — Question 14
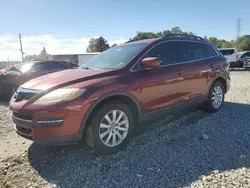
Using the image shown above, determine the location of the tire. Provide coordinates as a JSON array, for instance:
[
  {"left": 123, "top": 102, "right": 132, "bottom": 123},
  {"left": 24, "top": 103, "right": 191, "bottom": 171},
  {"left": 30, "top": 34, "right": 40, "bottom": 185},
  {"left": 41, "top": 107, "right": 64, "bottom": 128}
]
[
  {"left": 240, "top": 61, "right": 245, "bottom": 68},
  {"left": 84, "top": 101, "right": 135, "bottom": 155},
  {"left": 202, "top": 81, "right": 225, "bottom": 113},
  {"left": 3, "top": 85, "right": 18, "bottom": 101}
]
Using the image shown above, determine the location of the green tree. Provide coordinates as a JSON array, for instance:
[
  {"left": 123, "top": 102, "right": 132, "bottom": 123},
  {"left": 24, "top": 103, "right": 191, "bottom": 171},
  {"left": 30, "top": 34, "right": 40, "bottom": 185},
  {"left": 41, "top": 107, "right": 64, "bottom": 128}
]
[
  {"left": 156, "top": 32, "right": 163, "bottom": 37},
  {"left": 23, "top": 47, "right": 52, "bottom": 61},
  {"left": 163, "top": 30, "right": 171, "bottom": 36},
  {"left": 132, "top": 32, "right": 157, "bottom": 40},
  {"left": 86, "top": 37, "right": 110, "bottom": 52},
  {"left": 221, "top": 41, "right": 233, "bottom": 48},
  {"left": 208, "top": 37, "right": 221, "bottom": 47},
  {"left": 238, "top": 35, "right": 250, "bottom": 51},
  {"left": 170, "top": 27, "right": 183, "bottom": 34}
]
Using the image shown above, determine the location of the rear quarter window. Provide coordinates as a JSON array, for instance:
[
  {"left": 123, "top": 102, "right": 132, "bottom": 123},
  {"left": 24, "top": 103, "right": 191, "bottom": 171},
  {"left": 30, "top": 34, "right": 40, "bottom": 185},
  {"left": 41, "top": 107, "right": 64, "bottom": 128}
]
[{"left": 204, "top": 44, "right": 218, "bottom": 57}]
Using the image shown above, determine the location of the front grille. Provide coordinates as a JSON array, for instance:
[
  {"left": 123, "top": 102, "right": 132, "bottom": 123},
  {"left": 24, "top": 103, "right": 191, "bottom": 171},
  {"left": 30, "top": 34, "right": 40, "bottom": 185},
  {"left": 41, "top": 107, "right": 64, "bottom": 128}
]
[
  {"left": 245, "top": 58, "right": 250, "bottom": 66},
  {"left": 12, "top": 112, "right": 32, "bottom": 121},
  {"left": 14, "top": 87, "right": 41, "bottom": 102}
]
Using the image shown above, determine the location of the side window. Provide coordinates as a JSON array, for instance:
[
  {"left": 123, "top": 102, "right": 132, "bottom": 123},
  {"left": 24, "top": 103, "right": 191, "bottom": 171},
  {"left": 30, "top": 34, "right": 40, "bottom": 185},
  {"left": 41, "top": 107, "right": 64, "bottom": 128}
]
[
  {"left": 52, "top": 62, "right": 66, "bottom": 70},
  {"left": 40, "top": 62, "right": 66, "bottom": 72},
  {"left": 145, "top": 42, "right": 178, "bottom": 66},
  {"left": 204, "top": 44, "right": 218, "bottom": 57},
  {"left": 32, "top": 63, "right": 45, "bottom": 72},
  {"left": 242, "top": 52, "right": 250, "bottom": 58},
  {"left": 177, "top": 42, "right": 206, "bottom": 62}
]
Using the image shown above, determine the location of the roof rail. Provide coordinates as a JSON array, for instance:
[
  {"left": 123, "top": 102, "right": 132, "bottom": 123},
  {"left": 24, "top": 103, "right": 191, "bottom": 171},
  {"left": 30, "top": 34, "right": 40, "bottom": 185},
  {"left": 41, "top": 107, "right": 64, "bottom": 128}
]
[
  {"left": 124, "top": 39, "right": 138, "bottom": 43},
  {"left": 162, "top": 34, "right": 205, "bottom": 41}
]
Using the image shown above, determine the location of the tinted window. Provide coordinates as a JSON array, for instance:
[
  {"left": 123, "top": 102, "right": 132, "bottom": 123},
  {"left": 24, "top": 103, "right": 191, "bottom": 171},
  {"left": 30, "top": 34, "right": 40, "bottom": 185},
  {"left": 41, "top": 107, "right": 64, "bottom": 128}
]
[
  {"left": 241, "top": 52, "right": 250, "bottom": 58},
  {"left": 51, "top": 62, "right": 66, "bottom": 70},
  {"left": 32, "top": 63, "right": 45, "bottom": 72},
  {"left": 145, "top": 42, "right": 178, "bottom": 66},
  {"left": 219, "top": 49, "right": 235, "bottom": 55},
  {"left": 204, "top": 44, "right": 217, "bottom": 57},
  {"left": 177, "top": 42, "right": 206, "bottom": 62}
]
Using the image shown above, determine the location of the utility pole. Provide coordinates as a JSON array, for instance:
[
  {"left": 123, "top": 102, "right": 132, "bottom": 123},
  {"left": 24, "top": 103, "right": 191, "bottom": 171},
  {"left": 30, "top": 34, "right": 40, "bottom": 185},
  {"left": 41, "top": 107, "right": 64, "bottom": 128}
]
[
  {"left": 19, "top": 33, "right": 24, "bottom": 62},
  {"left": 236, "top": 18, "right": 241, "bottom": 49}
]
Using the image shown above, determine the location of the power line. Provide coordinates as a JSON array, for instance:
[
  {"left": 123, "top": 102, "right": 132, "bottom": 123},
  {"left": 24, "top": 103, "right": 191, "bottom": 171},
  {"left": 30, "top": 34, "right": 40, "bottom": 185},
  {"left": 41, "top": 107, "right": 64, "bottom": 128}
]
[{"left": 236, "top": 18, "right": 241, "bottom": 49}]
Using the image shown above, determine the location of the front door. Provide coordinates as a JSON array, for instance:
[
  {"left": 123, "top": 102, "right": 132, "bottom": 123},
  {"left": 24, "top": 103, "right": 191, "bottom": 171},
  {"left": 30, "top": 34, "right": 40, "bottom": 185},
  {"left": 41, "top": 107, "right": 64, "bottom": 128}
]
[{"left": 131, "top": 41, "right": 188, "bottom": 113}]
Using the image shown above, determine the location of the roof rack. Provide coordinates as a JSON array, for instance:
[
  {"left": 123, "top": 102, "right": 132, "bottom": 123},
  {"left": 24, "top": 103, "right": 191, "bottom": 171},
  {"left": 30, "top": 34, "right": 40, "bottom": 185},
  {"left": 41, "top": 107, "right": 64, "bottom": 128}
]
[
  {"left": 162, "top": 34, "right": 205, "bottom": 41},
  {"left": 124, "top": 39, "right": 138, "bottom": 43}
]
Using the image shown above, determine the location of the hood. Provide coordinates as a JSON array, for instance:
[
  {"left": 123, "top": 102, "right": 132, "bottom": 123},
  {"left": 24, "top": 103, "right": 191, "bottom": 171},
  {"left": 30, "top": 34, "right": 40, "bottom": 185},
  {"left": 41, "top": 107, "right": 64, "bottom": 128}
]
[
  {"left": 0, "top": 66, "right": 22, "bottom": 76},
  {"left": 21, "top": 69, "right": 110, "bottom": 90},
  {"left": 0, "top": 66, "right": 17, "bottom": 75}
]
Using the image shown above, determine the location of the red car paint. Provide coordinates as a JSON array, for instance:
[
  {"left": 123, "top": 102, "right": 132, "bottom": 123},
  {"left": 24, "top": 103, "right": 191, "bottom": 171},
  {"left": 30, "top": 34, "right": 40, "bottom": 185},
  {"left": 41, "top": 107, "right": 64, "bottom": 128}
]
[{"left": 9, "top": 36, "right": 231, "bottom": 147}]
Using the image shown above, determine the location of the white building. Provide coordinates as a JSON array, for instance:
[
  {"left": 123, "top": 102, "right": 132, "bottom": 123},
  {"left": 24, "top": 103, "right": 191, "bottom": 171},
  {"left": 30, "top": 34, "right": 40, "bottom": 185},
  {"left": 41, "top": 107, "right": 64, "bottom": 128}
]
[{"left": 52, "top": 53, "right": 100, "bottom": 66}]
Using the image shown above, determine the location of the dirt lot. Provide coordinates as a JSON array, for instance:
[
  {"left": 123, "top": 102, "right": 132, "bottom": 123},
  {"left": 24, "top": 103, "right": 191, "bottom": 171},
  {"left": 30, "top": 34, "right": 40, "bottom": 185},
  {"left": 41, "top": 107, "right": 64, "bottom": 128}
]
[{"left": 0, "top": 69, "right": 250, "bottom": 188}]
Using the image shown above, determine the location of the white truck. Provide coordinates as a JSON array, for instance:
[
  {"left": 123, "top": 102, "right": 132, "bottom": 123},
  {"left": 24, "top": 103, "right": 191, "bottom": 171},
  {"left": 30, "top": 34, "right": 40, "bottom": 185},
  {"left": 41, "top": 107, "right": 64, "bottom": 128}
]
[{"left": 219, "top": 48, "right": 240, "bottom": 67}]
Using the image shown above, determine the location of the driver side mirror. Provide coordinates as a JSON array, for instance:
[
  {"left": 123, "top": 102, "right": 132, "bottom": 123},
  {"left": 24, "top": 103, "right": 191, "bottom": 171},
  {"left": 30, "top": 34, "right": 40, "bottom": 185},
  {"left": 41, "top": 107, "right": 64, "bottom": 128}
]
[{"left": 141, "top": 57, "right": 160, "bottom": 68}]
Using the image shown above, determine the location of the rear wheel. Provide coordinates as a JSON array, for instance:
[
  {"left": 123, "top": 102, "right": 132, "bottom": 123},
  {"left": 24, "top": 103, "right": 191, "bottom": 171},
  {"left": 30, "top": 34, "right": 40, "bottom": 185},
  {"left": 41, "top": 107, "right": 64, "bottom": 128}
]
[
  {"left": 202, "top": 81, "right": 225, "bottom": 113},
  {"left": 84, "top": 101, "right": 135, "bottom": 155}
]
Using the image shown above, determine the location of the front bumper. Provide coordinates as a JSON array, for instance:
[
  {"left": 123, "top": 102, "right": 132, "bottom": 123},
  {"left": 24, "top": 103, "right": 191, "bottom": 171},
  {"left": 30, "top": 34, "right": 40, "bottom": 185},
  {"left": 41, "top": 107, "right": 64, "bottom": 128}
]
[
  {"left": 11, "top": 111, "right": 82, "bottom": 145},
  {"left": 10, "top": 99, "right": 93, "bottom": 145}
]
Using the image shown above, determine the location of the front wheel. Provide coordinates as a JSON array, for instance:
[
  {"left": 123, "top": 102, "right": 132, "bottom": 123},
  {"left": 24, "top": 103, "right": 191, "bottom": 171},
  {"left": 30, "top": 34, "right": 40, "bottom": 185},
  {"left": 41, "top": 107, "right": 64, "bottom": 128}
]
[
  {"left": 240, "top": 61, "right": 245, "bottom": 68},
  {"left": 202, "top": 81, "right": 225, "bottom": 113},
  {"left": 84, "top": 101, "right": 135, "bottom": 155}
]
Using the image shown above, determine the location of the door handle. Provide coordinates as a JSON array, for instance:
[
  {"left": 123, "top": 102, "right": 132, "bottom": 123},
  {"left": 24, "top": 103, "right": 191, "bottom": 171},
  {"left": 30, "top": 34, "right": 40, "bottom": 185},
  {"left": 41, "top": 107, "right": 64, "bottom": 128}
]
[
  {"left": 177, "top": 70, "right": 184, "bottom": 75},
  {"left": 209, "top": 63, "right": 214, "bottom": 68}
]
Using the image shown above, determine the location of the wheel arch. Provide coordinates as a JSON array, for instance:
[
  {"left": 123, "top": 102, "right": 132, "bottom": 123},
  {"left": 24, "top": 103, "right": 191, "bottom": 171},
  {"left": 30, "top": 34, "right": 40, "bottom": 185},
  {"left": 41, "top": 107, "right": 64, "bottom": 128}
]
[
  {"left": 209, "top": 76, "right": 227, "bottom": 93},
  {"left": 79, "top": 91, "right": 143, "bottom": 136}
]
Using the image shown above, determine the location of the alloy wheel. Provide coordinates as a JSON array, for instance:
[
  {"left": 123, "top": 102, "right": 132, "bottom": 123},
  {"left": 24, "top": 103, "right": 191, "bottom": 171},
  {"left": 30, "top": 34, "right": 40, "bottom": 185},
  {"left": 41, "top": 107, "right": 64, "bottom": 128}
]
[
  {"left": 99, "top": 110, "right": 129, "bottom": 147},
  {"left": 211, "top": 86, "right": 223, "bottom": 108}
]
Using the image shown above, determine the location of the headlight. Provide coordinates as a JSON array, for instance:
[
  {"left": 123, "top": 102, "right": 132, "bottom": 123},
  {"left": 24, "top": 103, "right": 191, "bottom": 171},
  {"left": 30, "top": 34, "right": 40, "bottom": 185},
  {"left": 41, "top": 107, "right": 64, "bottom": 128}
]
[{"left": 34, "top": 88, "right": 86, "bottom": 105}]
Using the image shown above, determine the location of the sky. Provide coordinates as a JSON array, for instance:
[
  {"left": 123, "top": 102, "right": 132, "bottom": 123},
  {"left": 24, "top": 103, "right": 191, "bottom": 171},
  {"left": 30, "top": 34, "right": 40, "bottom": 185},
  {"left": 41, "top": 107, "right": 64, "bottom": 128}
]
[{"left": 1, "top": 0, "right": 250, "bottom": 61}]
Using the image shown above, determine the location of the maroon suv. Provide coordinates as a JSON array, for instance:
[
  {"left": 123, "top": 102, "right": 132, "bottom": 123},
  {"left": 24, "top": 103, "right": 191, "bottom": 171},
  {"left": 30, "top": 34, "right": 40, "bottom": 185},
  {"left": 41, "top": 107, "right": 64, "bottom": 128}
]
[{"left": 10, "top": 34, "right": 230, "bottom": 154}]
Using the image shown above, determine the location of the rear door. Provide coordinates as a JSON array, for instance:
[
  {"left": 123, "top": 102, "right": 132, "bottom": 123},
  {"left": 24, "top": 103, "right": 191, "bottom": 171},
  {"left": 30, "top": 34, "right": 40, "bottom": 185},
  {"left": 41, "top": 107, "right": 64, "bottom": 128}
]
[{"left": 175, "top": 41, "right": 214, "bottom": 100}]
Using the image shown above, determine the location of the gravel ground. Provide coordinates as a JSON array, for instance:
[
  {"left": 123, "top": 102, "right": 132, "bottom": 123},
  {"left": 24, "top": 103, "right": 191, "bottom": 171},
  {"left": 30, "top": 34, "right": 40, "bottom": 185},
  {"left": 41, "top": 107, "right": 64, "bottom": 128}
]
[{"left": 0, "top": 69, "right": 250, "bottom": 188}]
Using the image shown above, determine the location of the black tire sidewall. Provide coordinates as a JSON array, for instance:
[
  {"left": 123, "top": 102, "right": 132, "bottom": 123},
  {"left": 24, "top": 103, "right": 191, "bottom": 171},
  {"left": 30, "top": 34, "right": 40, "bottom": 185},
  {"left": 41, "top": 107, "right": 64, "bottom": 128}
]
[
  {"left": 87, "top": 102, "right": 135, "bottom": 155},
  {"left": 207, "top": 82, "right": 225, "bottom": 112}
]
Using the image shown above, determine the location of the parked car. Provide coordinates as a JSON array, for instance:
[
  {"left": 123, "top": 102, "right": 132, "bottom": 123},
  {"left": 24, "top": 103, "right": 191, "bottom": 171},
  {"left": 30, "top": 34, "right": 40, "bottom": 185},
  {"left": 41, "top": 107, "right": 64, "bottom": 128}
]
[
  {"left": 0, "top": 60, "right": 77, "bottom": 100},
  {"left": 218, "top": 48, "right": 239, "bottom": 67},
  {"left": 244, "top": 57, "right": 250, "bottom": 67},
  {"left": 10, "top": 34, "right": 230, "bottom": 154},
  {"left": 238, "top": 51, "right": 250, "bottom": 68}
]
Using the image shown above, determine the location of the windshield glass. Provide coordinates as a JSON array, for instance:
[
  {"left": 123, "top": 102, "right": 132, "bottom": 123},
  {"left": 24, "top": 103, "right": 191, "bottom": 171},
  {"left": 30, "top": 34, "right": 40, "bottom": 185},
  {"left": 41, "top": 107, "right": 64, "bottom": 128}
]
[
  {"left": 78, "top": 43, "right": 147, "bottom": 69},
  {"left": 14, "top": 62, "right": 34, "bottom": 73}
]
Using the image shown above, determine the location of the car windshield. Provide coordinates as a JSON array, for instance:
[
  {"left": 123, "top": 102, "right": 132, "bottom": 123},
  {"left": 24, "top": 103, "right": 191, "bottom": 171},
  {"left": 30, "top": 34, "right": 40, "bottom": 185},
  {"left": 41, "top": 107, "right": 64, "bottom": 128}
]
[
  {"left": 14, "top": 62, "right": 34, "bottom": 73},
  {"left": 78, "top": 43, "right": 147, "bottom": 70}
]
